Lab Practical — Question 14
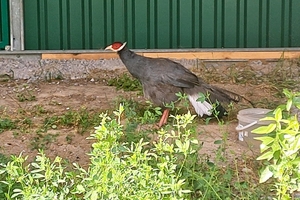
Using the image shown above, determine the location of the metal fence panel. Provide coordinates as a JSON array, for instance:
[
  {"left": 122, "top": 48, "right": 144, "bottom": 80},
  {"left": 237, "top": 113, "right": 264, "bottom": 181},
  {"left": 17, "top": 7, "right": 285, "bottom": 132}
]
[
  {"left": 23, "top": 0, "right": 300, "bottom": 50},
  {"left": 0, "top": 0, "right": 9, "bottom": 49}
]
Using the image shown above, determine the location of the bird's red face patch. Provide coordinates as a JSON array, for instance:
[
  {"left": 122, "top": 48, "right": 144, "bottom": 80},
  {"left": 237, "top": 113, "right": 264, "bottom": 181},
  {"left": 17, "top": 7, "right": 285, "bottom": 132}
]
[
  {"left": 105, "top": 42, "right": 127, "bottom": 52},
  {"left": 111, "top": 42, "right": 124, "bottom": 50}
]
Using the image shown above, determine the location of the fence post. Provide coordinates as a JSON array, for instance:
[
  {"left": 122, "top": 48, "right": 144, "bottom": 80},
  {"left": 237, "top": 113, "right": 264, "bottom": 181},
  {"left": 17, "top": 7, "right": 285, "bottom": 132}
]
[{"left": 9, "top": 0, "right": 24, "bottom": 51}]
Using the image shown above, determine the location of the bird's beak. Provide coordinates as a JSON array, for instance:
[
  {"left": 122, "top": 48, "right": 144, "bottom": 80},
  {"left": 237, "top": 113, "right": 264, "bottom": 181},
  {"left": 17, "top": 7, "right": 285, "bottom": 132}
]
[{"left": 105, "top": 45, "right": 113, "bottom": 51}]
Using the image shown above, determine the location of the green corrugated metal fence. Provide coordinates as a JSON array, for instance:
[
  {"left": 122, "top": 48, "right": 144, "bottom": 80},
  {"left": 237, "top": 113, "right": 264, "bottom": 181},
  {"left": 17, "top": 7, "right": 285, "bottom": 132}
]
[
  {"left": 0, "top": 0, "right": 9, "bottom": 49},
  {"left": 23, "top": 0, "right": 300, "bottom": 50}
]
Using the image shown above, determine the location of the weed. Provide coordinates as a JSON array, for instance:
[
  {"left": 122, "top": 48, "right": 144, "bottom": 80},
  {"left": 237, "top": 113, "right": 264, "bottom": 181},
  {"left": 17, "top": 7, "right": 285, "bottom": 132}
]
[
  {"left": 65, "top": 134, "right": 73, "bottom": 144},
  {"left": 22, "top": 118, "right": 32, "bottom": 128},
  {"left": 59, "top": 110, "right": 77, "bottom": 126},
  {"left": 0, "top": 153, "right": 10, "bottom": 165},
  {"left": 37, "top": 108, "right": 101, "bottom": 135},
  {"left": 16, "top": 93, "right": 36, "bottom": 102},
  {"left": 59, "top": 108, "right": 100, "bottom": 135},
  {"left": 31, "top": 133, "right": 59, "bottom": 150},
  {"left": 164, "top": 92, "right": 190, "bottom": 115},
  {"left": 114, "top": 98, "right": 156, "bottom": 143},
  {"left": 15, "top": 84, "right": 36, "bottom": 102},
  {"left": 12, "top": 131, "right": 19, "bottom": 137},
  {"left": 267, "top": 59, "right": 300, "bottom": 93},
  {"left": 0, "top": 118, "right": 16, "bottom": 133},
  {"left": 139, "top": 101, "right": 162, "bottom": 124},
  {"left": 40, "top": 116, "right": 59, "bottom": 132},
  {"left": 116, "top": 97, "right": 142, "bottom": 120},
  {"left": 108, "top": 73, "right": 142, "bottom": 91},
  {"left": 33, "top": 105, "right": 47, "bottom": 115}
]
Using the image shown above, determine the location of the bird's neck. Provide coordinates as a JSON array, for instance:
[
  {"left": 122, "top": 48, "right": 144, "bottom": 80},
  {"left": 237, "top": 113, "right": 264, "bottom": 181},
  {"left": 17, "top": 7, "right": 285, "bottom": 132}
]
[
  {"left": 117, "top": 47, "right": 144, "bottom": 79},
  {"left": 118, "top": 46, "right": 136, "bottom": 60}
]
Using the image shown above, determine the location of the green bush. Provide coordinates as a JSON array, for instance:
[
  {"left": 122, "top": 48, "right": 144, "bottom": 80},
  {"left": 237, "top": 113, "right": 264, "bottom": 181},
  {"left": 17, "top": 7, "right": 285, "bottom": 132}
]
[
  {"left": 253, "top": 89, "right": 300, "bottom": 199},
  {"left": 0, "top": 104, "right": 199, "bottom": 199}
]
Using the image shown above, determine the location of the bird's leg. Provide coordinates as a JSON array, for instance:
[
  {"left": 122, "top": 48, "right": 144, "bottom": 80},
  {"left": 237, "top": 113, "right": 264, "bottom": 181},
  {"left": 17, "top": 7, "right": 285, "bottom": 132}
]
[{"left": 158, "top": 109, "right": 170, "bottom": 127}]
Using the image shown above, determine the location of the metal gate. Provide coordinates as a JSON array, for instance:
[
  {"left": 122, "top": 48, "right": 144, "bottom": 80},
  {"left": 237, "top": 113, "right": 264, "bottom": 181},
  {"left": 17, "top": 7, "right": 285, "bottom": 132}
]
[
  {"left": 0, "top": 0, "right": 9, "bottom": 49},
  {"left": 23, "top": 0, "right": 300, "bottom": 50}
]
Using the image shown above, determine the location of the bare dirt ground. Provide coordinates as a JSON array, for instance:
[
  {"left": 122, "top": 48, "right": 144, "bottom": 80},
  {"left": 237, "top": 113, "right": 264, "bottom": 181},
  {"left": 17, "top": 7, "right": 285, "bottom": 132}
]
[{"left": 0, "top": 59, "right": 299, "bottom": 168}]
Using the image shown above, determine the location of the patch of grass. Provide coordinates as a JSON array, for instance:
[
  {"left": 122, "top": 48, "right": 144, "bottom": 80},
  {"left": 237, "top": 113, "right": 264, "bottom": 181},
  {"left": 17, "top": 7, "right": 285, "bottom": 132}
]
[
  {"left": 16, "top": 93, "right": 36, "bottom": 102},
  {"left": 116, "top": 97, "right": 143, "bottom": 120},
  {"left": 59, "top": 110, "right": 78, "bottom": 126},
  {"left": 30, "top": 133, "right": 59, "bottom": 150},
  {"left": 261, "top": 58, "right": 299, "bottom": 97},
  {"left": 115, "top": 98, "right": 158, "bottom": 144},
  {"left": 22, "top": 117, "right": 32, "bottom": 128},
  {"left": 107, "top": 73, "right": 142, "bottom": 91},
  {"left": 197, "top": 60, "right": 299, "bottom": 88},
  {"left": 59, "top": 108, "right": 100, "bottom": 135},
  {"left": 15, "top": 84, "right": 36, "bottom": 102},
  {"left": 40, "top": 115, "right": 59, "bottom": 133},
  {"left": 0, "top": 153, "right": 10, "bottom": 164},
  {"left": 38, "top": 108, "right": 101, "bottom": 135},
  {"left": 175, "top": 93, "right": 272, "bottom": 199},
  {"left": 33, "top": 105, "right": 47, "bottom": 115},
  {"left": 0, "top": 118, "right": 16, "bottom": 133},
  {"left": 65, "top": 134, "right": 73, "bottom": 144}
]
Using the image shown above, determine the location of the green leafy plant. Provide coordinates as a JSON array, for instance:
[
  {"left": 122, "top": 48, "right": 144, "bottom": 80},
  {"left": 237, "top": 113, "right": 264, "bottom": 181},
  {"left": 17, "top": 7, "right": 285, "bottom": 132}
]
[
  {"left": 16, "top": 93, "right": 36, "bottom": 102},
  {"left": 39, "top": 108, "right": 100, "bottom": 135},
  {"left": 75, "top": 104, "right": 197, "bottom": 199},
  {"left": 253, "top": 89, "right": 300, "bottom": 199},
  {"left": 30, "top": 133, "right": 59, "bottom": 150},
  {"left": 14, "top": 84, "right": 36, "bottom": 102},
  {"left": 59, "top": 108, "right": 97, "bottom": 134},
  {"left": 0, "top": 118, "right": 16, "bottom": 133},
  {"left": 164, "top": 92, "right": 190, "bottom": 114},
  {"left": 140, "top": 101, "right": 162, "bottom": 124},
  {"left": 196, "top": 91, "right": 235, "bottom": 125},
  {"left": 0, "top": 152, "right": 79, "bottom": 199},
  {"left": 0, "top": 104, "right": 200, "bottom": 199},
  {"left": 108, "top": 73, "right": 142, "bottom": 91}
]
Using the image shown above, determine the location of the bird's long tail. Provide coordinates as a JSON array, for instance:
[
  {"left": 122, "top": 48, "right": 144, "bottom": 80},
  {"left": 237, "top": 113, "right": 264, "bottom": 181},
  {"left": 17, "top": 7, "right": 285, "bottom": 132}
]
[{"left": 184, "top": 82, "right": 250, "bottom": 117}]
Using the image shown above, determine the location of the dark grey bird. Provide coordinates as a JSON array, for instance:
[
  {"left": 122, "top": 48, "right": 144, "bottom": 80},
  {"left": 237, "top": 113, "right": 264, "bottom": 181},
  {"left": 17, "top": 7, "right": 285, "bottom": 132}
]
[{"left": 105, "top": 42, "right": 241, "bottom": 127}]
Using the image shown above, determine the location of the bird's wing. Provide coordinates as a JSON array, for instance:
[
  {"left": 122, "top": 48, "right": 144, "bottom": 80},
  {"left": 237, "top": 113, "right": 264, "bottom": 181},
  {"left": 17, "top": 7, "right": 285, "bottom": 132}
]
[
  {"left": 142, "top": 81, "right": 183, "bottom": 106},
  {"left": 148, "top": 58, "right": 199, "bottom": 88}
]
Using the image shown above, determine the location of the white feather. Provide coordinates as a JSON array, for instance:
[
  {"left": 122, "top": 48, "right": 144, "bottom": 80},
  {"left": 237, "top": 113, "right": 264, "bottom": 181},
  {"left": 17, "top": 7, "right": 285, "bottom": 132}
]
[{"left": 188, "top": 94, "right": 213, "bottom": 117}]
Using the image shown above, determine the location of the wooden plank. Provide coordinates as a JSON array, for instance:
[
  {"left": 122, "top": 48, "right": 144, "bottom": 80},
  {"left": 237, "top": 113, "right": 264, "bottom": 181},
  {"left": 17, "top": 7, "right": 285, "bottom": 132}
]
[
  {"left": 42, "top": 51, "right": 300, "bottom": 60},
  {"left": 41, "top": 53, "right": 119, "bottom": 60},
  {"left": 142, "top": 51, "right": 300, "bottom": 59}
]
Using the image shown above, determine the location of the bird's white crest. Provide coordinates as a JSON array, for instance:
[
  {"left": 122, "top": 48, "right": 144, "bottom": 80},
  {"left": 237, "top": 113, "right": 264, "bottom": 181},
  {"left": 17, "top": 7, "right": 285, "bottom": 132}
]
[
  {"left": 119, "top": 42, "right": 127, "bottom": 51},
  {"left": 188, "top": 94, "right": 212, "bottom": 116}
]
